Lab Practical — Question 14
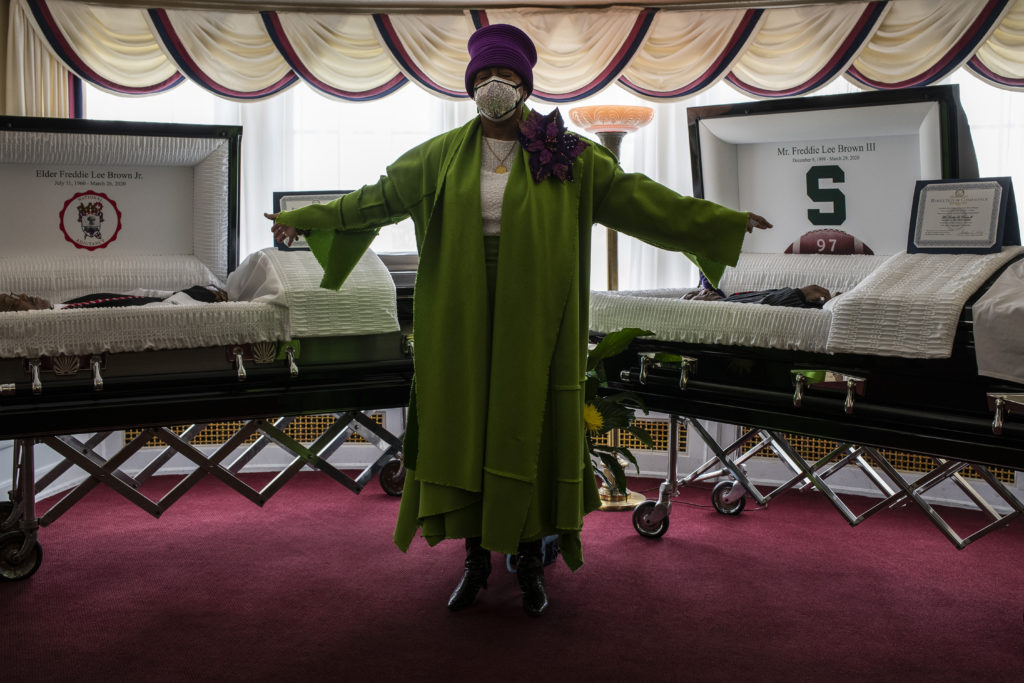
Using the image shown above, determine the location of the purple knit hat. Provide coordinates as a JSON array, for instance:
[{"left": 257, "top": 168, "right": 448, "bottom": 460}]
[{"left": 464, "top": 24, "right": 537, "bottom": 96}]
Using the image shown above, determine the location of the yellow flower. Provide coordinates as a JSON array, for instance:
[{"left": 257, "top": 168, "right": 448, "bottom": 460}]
[{"left": 583, "top": 402, "right": 604, "bottom": 433}]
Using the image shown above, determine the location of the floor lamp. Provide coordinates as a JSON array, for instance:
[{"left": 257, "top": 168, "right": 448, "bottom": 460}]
[
  {"left": 567, "top": 104, "right": 654, "bottom": 291},
  {"left": 568, "top": 104, "right": 654, "bottom": 511}
]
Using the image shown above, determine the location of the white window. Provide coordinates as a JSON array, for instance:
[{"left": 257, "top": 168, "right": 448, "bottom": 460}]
[{"left": 85, "top": 75, "right": 1024, "bottom": 290}]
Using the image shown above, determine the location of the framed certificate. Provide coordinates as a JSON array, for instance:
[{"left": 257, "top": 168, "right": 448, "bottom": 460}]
[
  {"left": 271, "top": 190, "right": 349, "bottom": 251},
  {"left": 907, "top": 177, "right": 1020, "bottom": 254}
]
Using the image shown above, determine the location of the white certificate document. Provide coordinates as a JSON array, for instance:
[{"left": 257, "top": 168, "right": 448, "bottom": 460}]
[{"left": 911, "top": 180, "right": 1002, "bottom": 250}]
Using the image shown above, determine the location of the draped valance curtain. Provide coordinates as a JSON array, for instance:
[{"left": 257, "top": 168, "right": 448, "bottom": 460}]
[{"left": 5, "top": 0, "right": 1024, "bottom": 117}]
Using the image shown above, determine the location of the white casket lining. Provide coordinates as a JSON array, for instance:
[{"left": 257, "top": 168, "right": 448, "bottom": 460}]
[
  {"left": 590, "top": 249, "right": 1024, "bottom": 360},
  {"left": 1, "top": 129, "right": 229, "bottom": 282},
  {"left": 0, "top": 248, "right": 400, "bottom": 358},
  {"left": 827, "top": 247, "right": 1024, "bottom": 358},
  {"left": 590, "top": 288, "right": 833, "bottom": 352},
  {"left": 226, "top": 248, "right": 400, "bottom": 339}
]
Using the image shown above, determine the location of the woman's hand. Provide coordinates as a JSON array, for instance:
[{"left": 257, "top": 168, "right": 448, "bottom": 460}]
[
  {"left": 746, "top": 212, "right": 772, "bottom": 233},
  {"left": 265, "top": 212, "right": 299, "bottom": 246}
]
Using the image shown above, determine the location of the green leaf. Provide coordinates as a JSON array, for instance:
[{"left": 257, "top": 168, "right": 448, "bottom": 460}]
[
  {"left": 601, "top": 390, "right": 648, "bottom": 413},
  {"left": 587, "top": 328, "right": 653, "bottom": 371},
  {"left": 594, "top": 396, "right": 635, "bottom": 431},
  {"left": 595, "top": 451, "right": 629, "bottom": 495}
]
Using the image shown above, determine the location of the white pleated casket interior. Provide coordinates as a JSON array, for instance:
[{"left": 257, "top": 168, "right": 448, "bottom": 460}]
[
  {"left": 226, "top": 248, "right": 399, "bottom": 339},
  {"left": 590, "top": 250, "right": 1024, "bottom": 360},
  {"left": 0, "top": 248, "right": 399, "bottom": 358},
  {"left": 590, "top": 287, "right": 834, "bottom": 352},
  {"left": 589, "top": 253, "right": 887, "bottom": 353},
  {"left": 827, "top": 247, "right": 1024, "bottom": 358},
  {"left": 0, "top": 254, "right": 220, "bottom": 305},
  {"left": 1, "top": 130, "right": 230, "bottom": 282},
  {"left": 0, "top": 252, "right": 280, "bottom": 358},
  {"left": 0, "top": 300, "right": 287, "bottom": 358}
]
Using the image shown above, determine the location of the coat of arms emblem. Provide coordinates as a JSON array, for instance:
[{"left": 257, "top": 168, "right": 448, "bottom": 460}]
[{"left": 59, "top": 191, "right": 122, "bottom": 250}]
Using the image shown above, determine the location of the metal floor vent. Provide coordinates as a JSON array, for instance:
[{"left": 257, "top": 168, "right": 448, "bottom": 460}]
[
  {"left": 593, "top": 417, "right": 688, "bottom": 453},
  {"left": 125, "top": 413, "right": 385, "bottom": 447}
]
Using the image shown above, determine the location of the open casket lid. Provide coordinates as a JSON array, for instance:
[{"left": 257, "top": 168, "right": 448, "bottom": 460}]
[
  {"left": 687, "top": 85, "right": 975, "bottom": 257},
  {"left": 591, "top": 86, "right": 1023, "bottom": 362},
  {"left": 0, "top": 115, "right": 241, "bottom": 296}
]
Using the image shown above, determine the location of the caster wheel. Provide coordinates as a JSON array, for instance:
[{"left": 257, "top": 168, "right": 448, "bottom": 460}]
[
  {"left": 379, "top": 458, "right": 406, "bottom": 497},
  {"left": 632, "top": 500, "right": 669, "bottom": 539},
  {"left": 0, "top": 531, "right": 42, "bottom": 581},
  {"left": 711, "top": 480, "right": 746, "bottom": 515}
]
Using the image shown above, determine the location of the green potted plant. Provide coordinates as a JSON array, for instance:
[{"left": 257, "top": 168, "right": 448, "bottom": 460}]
[{"left": 584, "top": 328, "right": 654, "bottom": 506}]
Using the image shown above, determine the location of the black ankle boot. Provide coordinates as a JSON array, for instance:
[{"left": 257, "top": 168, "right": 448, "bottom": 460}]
[
  {"left": 447, "top": 538, "right": 491, "bottom": 611},
  {"left": 516, "top": 540, "right": 549, "bottom": 617}
]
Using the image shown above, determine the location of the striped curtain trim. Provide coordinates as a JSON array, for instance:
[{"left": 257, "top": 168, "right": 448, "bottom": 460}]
[
  {"left": 373, "top": 14, "right": 465, "bottom": 98},
  {"left": 966, "top": 55, "right": 1024, "bottom": 89},
  {"left": 261, "top": 12, "right": 407, "bottom": 101},
  {"left": 148, "top": 9, "right": 298, "bottom": 101},
  {"left": 619, "top": 9, "right": 762, "bottom": 100},
  {"left": 68, "top": 73, "right": 83, "bottom": 118},
  {"left": 727, "top": 3, "right": 886, "bottom": 98},
  {"left": 847, "top": 0, "right": 1012, "bottom": 89},
  {"left": 537, "top": 9, "right": 655, "bottom": 103},
  {"left": 28, "top": 0, "right": 184, "bottom": 96},
  {"left": 20, "top": 0, "right": 1024, "bottom": 104},
  {"left": 472, "top": 9, "right": 657, "bottom": 102}
]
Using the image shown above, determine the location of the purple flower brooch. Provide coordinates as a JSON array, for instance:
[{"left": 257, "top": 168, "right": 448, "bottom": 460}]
[{"left": 517, "top": 108, "right": 588, "bottom": 183}]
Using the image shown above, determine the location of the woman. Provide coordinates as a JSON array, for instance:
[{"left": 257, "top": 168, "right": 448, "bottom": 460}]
[{"left": 267, "top": 23, "right": 771, "bottom": 617}]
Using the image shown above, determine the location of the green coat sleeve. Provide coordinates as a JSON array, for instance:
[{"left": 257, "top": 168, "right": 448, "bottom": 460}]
[
  {"left": 274, "top": 142, "right": 438, "bottom": 290},
  {"left": 591, "top": 148, "right": 748, "bottom": 287}
]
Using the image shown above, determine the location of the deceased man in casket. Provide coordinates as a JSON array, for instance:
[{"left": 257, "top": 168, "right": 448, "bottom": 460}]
[{"left": 0, "top": 286, "right": 227, "bottom": 312}]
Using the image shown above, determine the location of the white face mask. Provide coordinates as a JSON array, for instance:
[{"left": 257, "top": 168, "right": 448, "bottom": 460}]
[{"left": 473, "top": 77, "right": 524, "bottom": 122}]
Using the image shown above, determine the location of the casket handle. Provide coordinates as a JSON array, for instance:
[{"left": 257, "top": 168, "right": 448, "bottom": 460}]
[
  {"left": 233, "top": 348, "right": 247, "bottom": 381},
  {"left": 403, "top": 335, "right": 415, "bottom": 358},
  {"left": 791, "top": 370, "right": 864, "bottom": 413},
  {"left": 843, "top": 376, "right": 866, "bottom": 415},
  {"left": 987, "top": 393, "right": 1024, "bottom": 435},
  {"left": 285, "top": 346, "right": 299, "bottom": 378},
  {"left": 639, "top": 354, "right": 653, "bottom": 385},
  {"left": 678, "top": 357, "right": 697, "bottom": 390},
  {"left": 28, "top": 360, "right": 41, "bottom": 395},
  {"left": 637, "top": 352, "right": 696, "bottom": 389},
  {"left": 90, "top": 356, "right": 104, "bottom": 392},
  {"left": 793, "top": 374, "right": 807, "bottom": 407},
  {"left": 992, "top": 397, "right": 1005, "bottom": 434}
]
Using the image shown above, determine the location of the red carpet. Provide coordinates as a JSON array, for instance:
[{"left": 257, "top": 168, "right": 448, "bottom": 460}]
[{"left": 4, "top": 472, "right": 1024, "bottom": 681}]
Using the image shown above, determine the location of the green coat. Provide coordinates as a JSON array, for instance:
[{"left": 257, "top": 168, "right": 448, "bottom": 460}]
[{"left": 275, "top": 109, "right": 748, "bottom": 570}]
